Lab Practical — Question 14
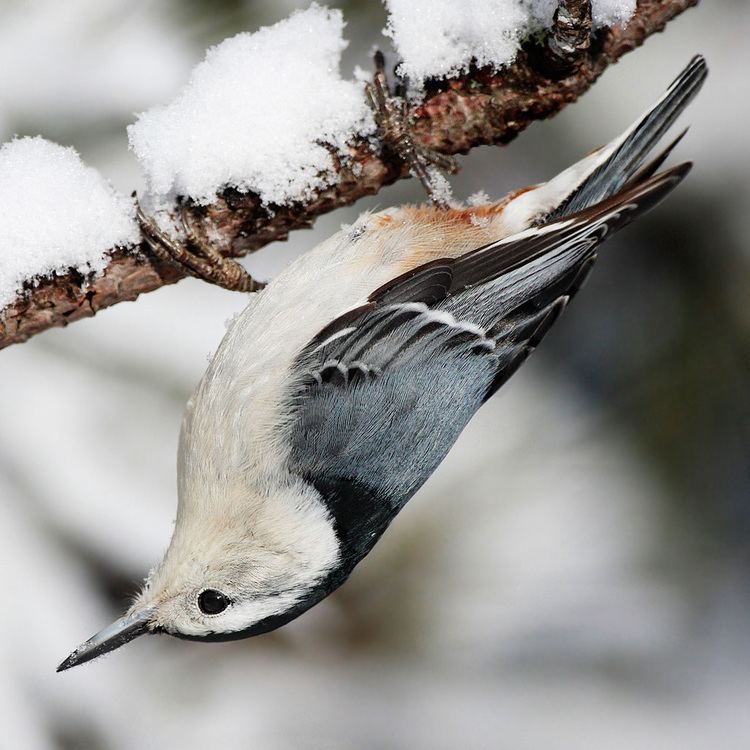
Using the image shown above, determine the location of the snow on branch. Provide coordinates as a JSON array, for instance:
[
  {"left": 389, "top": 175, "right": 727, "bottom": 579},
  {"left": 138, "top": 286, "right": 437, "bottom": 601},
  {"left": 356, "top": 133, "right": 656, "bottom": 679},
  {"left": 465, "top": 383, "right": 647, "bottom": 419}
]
[
  {"left": 129, "top": 5, "right": 374, "bottom": 207},
  {"left": 383, "top": 0, "right": 636, "bottom": 88},
  {"left": 0, "top": 0, "right": 697, "bottom": 350},
  {"left": 0, "top": 137, "right": 138, "bottom": 309}
]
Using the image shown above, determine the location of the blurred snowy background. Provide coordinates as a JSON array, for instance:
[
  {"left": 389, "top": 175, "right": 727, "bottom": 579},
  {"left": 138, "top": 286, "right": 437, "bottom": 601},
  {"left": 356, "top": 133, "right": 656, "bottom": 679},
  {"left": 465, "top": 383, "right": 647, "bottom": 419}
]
[{"left": 2, "top": 1, "right": 749, "bottom": 748}]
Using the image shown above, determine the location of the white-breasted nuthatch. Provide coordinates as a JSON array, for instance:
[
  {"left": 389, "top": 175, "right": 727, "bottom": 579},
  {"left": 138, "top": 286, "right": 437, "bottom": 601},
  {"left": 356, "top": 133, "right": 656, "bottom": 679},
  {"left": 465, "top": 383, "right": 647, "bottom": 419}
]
[{"left": 58, "top": 56, "right": 707, "bottom": 671}]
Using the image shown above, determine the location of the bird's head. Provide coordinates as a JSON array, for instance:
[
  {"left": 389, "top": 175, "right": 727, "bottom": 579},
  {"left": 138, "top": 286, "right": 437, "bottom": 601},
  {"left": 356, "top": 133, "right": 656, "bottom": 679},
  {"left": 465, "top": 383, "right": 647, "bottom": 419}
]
[{"left": 57, "top": 478, "right": 340, "bottom": 671}]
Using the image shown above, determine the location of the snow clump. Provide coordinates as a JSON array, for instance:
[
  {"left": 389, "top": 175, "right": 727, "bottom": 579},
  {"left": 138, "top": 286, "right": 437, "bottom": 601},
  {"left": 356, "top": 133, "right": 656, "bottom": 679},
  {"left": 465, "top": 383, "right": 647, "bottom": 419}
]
[
  {"left": 128, "top": 4, "right": 374, "bottom": 207},
  {"left": 0, "top": 137, "right": 139, "bottom": 308}
]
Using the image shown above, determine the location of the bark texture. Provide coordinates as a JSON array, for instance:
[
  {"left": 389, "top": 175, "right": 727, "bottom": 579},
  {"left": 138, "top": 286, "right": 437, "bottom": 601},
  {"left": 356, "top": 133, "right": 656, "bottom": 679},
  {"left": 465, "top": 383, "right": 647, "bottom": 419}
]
[{"left": 0, "top": 0, "right": 698, "bottom": 350}]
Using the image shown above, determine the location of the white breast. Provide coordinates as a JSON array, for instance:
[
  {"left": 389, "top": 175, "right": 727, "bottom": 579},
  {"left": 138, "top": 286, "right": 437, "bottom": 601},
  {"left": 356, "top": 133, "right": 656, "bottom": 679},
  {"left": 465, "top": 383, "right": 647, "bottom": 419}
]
[{"left": 178, "top": 212, "right": 426, "bottom": 504}]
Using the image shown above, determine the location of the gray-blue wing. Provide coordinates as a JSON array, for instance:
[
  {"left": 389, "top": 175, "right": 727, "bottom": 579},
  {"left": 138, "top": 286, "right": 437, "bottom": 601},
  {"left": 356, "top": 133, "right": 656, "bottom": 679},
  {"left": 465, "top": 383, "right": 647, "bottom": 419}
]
[
  {"left": 287, "top": 308, "right": 503, "bottom": 560},
  {"left": 284, "top": 166, "right": 689, "bottom": 558}
]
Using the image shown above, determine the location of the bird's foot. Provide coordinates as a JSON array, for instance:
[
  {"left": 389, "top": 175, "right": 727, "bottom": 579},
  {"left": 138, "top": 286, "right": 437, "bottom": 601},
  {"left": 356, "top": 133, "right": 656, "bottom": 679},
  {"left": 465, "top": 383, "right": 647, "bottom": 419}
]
[
  {"left": 136, "top": 200, "right": 265, "bottom": 293},
  {"left": 365, "top": 50, "right": 457, "bottom": 209}
]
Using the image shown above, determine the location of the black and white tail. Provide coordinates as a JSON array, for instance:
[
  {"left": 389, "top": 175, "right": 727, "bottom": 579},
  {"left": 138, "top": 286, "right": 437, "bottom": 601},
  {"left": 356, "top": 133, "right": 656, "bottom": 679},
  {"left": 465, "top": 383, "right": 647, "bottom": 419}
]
[{"left": 547, "top": 55, "right": 707, "bottom": 221}]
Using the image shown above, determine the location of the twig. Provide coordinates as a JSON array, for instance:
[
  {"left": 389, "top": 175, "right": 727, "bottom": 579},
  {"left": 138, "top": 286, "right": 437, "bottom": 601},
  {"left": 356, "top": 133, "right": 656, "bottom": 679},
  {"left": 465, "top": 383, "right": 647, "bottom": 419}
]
[{"left": 0, "top": 0, "right": 698, "bottom": 350}]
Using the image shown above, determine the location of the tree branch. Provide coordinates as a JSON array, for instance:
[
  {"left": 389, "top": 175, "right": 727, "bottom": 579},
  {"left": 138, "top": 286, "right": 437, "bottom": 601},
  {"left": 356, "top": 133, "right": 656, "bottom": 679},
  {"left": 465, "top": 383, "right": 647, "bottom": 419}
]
[{"left": 0, "top": 0, "right": 697, "bottom": 350}]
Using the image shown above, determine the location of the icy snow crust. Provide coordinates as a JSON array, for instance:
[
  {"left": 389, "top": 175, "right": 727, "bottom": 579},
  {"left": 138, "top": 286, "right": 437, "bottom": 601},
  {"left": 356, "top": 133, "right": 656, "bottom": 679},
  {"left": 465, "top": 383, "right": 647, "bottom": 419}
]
[
  {"left": 128, "top": 4, "right": 374, "bottom": 207},
  {"left": 0, "top": 137, "right": 139, "bottom": 308},
  {"left": 385, "top": 0, "right": 637, "bottom": 87}
]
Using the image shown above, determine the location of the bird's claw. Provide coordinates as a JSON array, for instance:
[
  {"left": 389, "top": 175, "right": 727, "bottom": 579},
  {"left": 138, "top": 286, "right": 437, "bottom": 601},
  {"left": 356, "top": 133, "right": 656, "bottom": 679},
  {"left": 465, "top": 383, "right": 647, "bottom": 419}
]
[
  {"left": 365, "top": 50, "right": 456, "bottom": 209},
  {"left": 135, "top": 198, "right": 265, "bottom": 293}
]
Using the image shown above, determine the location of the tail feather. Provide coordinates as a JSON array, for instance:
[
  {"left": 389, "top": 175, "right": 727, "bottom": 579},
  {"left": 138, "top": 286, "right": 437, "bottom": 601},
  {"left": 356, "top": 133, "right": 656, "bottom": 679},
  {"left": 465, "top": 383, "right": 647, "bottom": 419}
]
[
  {"left": 548, "top": 55, "right": 707, "bottom": 221},
  {"left": 439, "top": 161, "right": 693, "bottom": 329},
  {"left": 627, "top": 127, "right": 689, "bottom": 185}
]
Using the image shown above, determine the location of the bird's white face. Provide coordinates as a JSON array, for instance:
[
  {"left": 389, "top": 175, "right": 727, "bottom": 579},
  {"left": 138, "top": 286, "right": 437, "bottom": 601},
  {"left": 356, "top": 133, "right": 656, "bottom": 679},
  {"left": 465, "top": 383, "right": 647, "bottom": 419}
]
[
  {"left": 56, "top": 477, "right": 342, "bottom": 670},
  {"left": 131, "top": 479, "right": 341, "bottom": 639}
]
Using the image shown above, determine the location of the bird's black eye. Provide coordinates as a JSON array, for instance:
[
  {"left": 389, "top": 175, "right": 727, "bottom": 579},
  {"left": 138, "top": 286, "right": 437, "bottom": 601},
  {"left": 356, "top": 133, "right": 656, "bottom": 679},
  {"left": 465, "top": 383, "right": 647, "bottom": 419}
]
[{"left": 198, "top": 589, "right": 231, "bottom": 615}]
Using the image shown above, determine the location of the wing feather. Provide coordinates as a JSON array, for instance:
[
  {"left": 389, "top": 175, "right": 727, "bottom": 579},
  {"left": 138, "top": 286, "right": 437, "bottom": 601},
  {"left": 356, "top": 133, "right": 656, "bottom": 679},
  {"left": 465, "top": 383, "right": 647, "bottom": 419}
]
[
  {"left": 284, "top": 166, "right": 691, "bottom": 542},
  {"left": 302, "top": 163, "right": 689, "bottom": 373}
]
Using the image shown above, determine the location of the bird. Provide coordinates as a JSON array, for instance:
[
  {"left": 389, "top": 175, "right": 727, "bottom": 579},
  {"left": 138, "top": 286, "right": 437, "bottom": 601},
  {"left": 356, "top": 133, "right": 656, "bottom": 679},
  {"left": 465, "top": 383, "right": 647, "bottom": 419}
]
[{"left": 58, "top": 55, "right": 707, "bottom": 671}]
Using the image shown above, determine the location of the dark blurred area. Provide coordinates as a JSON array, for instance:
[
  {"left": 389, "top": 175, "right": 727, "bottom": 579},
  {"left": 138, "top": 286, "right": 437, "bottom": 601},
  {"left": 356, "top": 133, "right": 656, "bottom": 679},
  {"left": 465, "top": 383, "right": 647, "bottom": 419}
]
[{"left": 1, "top": 1, "right": 748, "bottom": 748}]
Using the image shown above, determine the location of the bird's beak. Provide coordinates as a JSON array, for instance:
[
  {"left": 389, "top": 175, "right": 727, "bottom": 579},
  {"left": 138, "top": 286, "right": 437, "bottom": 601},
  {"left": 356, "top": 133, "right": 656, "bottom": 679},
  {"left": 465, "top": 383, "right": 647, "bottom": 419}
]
[{"left": 56, "top": 606, "right": 156, "bottom": 672}]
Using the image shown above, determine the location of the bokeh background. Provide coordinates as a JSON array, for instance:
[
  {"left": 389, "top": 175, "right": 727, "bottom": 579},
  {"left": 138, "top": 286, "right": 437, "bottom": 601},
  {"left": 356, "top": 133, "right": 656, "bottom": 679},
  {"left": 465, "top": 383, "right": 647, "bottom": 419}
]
[{"left": 2, "top": 1, "right": 748, "bottom": 748}]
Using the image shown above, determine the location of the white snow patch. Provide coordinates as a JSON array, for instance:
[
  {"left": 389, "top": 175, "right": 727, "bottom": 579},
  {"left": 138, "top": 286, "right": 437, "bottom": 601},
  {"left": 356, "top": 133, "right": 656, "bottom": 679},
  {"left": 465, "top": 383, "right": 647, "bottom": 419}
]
[
  {"left": 128, "top": 4, "right": 374, "bottom": 207},
  {"left": 467, "top": 189, "right": 491, "bottom": 206},
  {"left": 425, "top": 168, "right": 456, "bottom": 207},
  {"left": 592, "top": 0, "right": 637, "bottom": 26},
  {"left": 469, "top": 212, "right": 492, "bottom": 228},
  {"left": 0, "top": 137, "right": 139, "bottom": 309},
  {"left": 384, "top": 0, "right": 636, "bottom": 88}
]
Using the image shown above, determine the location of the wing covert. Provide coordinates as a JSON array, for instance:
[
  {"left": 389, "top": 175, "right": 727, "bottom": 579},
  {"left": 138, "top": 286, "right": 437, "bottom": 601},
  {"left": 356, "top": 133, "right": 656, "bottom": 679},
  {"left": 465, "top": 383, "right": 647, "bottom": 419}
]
[{"left": 282, "top": 166, "right": 690, "bottom": 558}]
